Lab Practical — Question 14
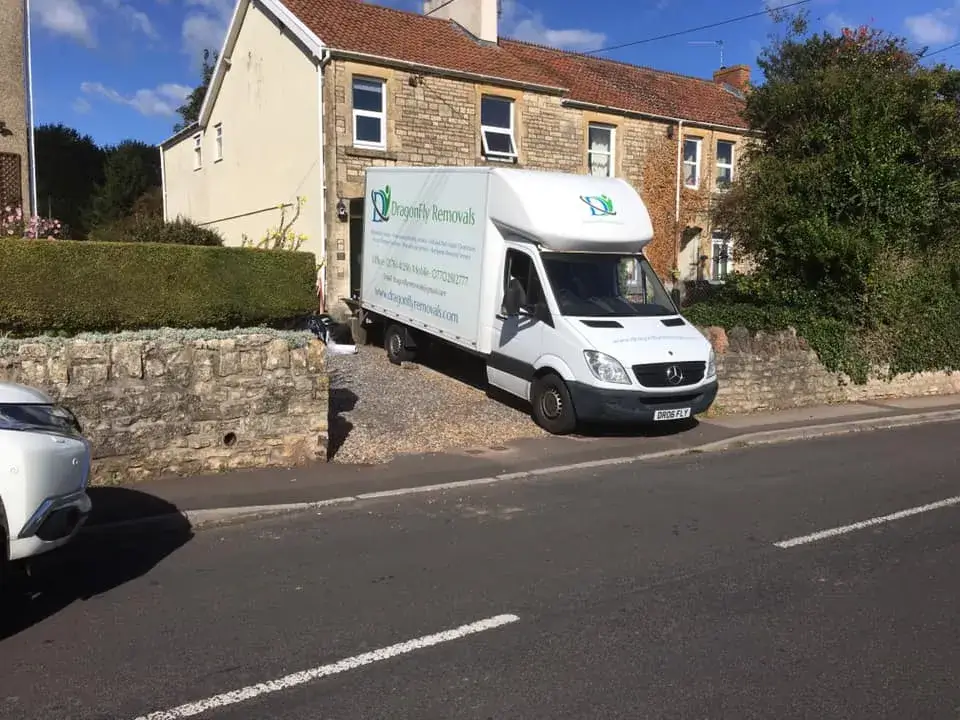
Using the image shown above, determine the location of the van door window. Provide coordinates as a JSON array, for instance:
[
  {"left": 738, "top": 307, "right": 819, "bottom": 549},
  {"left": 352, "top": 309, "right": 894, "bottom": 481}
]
[{"left": 504, "top": 249, "right": 544, "bottom": 312}]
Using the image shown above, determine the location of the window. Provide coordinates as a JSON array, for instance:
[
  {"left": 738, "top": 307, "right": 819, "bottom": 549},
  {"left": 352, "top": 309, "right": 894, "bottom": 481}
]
[
  {"left": 711, "top": 231, "right": 733, "bottom": 281},
  {"left": 502, "top": 248, "right": 543, "bottom": 311},
  {"left": 0, "top": 152, "right": 22, "bottom": 208},
  {"left": 481, "top": 95, "right": 517, "bottom": 161},
  {"left": 588, "top": 123, "right": 614, "bottom": 177},
  {"left": 683, "top": 136, "right": 701, "bottom": 189},
  {"left": 214, "top": 123, "right": 223, "bottom": 161},
  {"left": 352, "top": 76, "right": 386, "bottom": 149},
  {"left": 192, "top": 133, "right": 202, "bottom": 170},
  {"left": 716, "top": 140, "right": 734, "bottom": 189}
]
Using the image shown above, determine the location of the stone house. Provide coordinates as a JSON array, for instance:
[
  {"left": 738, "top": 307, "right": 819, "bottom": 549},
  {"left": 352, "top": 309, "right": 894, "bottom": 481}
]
[
  {"left": 160, "top": 0, "right": 753, "bottom": 319},
  {"left": 0, "top": 0, "right": 32, "bottom": 216}
]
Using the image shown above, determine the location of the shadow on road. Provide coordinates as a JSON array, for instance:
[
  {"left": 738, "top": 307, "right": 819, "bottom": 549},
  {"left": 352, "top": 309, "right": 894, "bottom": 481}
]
[
  {"left": 0, "top": 488, "right": 193, "bottom": 641},
  {"left": 327, "top": 376, "right": 358, "bottom": 461}
]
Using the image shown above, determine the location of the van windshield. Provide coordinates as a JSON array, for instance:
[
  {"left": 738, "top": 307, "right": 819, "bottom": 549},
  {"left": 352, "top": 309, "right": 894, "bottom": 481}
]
[{"left": 541, "top": 253, "right": 677, "bottom": 317}]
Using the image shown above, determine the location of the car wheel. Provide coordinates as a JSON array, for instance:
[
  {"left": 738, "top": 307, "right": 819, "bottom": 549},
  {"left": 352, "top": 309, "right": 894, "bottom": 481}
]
[
  {"left": 531, "top": 372, "right": 577, "bottom": 435},
  {"left": 384, "top": 324, "right": 414, "bottom": 365}
]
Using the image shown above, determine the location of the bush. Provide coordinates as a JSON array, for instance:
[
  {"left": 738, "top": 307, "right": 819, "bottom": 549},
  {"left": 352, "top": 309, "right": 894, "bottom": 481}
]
[
  {"left": 0, "top": 239, "right": 317, "bottom": 335},
  {"left": 90, "top": 214, "right": 223, "bottom": 246}
]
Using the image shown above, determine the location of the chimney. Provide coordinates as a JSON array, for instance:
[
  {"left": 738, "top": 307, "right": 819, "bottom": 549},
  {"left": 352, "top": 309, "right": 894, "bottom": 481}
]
[
  {"left": 712, "top": 64, "right": 751, "bottom": 93},
  {"left": 423, "top": 0, "right": 499, "bottom": 44}
]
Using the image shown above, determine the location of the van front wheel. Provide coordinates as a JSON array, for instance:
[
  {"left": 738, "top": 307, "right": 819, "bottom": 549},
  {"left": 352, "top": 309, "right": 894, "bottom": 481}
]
[{"left": 531, "top": 373, "right": 577, "bottom": 435}]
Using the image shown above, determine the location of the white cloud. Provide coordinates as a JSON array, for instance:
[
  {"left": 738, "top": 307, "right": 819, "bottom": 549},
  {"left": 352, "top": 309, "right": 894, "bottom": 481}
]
[
  {"left": 72, "top": 97, "right": 92, "bottom": 114},
  {"left": 823, "top": 11, "right": 851, "bottom": 33},
  {"left": 182, "top": 0, "right": 233, "bottom": 63},
  {"left": 80, "top": 81, "right": 192, "bottom": 116},
  {"left": 905, "top": 10, "right": 958, "bottom": 45},
  {"left": 499, "top": 0, "right": 606, "bottom": 50},
  {"left": 102, "top": 0, "right": 158, "bottom": 38},
  {"left": 31, "top": 0, "right": 96, "bottom": 47}
]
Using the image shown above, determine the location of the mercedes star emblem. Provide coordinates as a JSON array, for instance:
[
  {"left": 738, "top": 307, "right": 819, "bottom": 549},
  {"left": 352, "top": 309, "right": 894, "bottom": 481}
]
[{"left": 665, "top": 365, "right": 684, "bottom": 385}]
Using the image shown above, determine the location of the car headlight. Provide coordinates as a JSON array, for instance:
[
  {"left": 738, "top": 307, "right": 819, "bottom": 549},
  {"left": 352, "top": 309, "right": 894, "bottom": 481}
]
[
  {"left": 706, "top": 348, "right": 717, "bottom": 379},
  {"left": 583, "top": 350, "right": 631, "bottom": 385}
]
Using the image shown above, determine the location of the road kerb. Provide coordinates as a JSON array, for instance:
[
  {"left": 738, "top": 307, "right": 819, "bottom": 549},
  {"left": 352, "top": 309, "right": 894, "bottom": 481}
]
[{"left": 82, "top": 408, "right": 960, "bottom": 535}]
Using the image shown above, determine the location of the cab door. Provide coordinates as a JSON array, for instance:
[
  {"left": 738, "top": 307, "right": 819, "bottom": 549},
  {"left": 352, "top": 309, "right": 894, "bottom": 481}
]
[{"left": 487, "top": 245, "right": 549, "bottom": 400}]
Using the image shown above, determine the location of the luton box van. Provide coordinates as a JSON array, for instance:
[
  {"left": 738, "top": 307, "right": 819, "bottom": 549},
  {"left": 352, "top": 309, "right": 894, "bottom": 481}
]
[{"left": 356, "top": 166, "right": 718, "bottom": 434}]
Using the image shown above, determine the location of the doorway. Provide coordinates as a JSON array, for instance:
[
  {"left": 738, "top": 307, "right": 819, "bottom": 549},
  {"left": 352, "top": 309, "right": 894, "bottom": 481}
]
[{"left": 348, "top": 197, "right": 364, "bottom": 301}]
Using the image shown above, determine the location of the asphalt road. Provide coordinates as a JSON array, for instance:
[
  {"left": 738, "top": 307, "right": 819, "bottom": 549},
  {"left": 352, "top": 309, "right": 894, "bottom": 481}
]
[{"left": 1, "top": 422, "right": 959, "bottom": 720}]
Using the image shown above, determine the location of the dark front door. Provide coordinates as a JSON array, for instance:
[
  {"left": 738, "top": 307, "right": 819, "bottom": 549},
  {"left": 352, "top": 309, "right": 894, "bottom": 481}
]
[{"left": 349, "top": 198, "right": 364, "bottom": 301}]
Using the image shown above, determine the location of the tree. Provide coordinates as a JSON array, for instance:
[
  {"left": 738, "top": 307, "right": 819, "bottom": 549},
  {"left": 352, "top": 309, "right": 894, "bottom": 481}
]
[
  {"left": 174, "top": 49, "right": 218, "bottom": 132},
  {"left": 715, "top": 12, "right": 960, "bottom": 321},
  {"left": 87, "top": 140, "right": 162, "bottom": 230},
  {"left": 34, "top": 123, "right": 106, "bottom": 238}
]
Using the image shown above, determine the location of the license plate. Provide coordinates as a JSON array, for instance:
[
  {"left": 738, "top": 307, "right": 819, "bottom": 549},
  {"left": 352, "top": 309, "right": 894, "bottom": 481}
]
[{"left": 654, "top": 407, "right": 692, "bottom": 421}]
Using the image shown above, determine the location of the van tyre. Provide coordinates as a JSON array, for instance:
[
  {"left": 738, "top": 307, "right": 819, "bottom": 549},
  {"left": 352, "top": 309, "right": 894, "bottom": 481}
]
[
  {"left": 384, "top": 324, "right": 413, "bottom": 365},
  {"left": 531, "top": 373, "right": 577, "bottom": 435}
]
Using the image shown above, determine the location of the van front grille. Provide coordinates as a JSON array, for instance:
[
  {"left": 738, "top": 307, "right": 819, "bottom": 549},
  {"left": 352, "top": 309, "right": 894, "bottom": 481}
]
[{"left": 632, "top": 361, "right": 705, "bottom": 388}]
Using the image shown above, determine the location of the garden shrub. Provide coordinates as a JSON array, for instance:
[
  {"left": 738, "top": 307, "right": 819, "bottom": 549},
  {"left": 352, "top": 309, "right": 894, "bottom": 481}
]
[
  {"left": 0, "top": 238, "right": 317, "bottom": 335},
  {"left": 90, "top": 214, "right": 223, "bottom": 246}
]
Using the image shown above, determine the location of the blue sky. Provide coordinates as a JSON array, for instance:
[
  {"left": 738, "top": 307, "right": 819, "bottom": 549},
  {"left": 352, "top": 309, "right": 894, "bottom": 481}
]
[{"left": 28, "top": 0, "right": 960, "bottom": 147}]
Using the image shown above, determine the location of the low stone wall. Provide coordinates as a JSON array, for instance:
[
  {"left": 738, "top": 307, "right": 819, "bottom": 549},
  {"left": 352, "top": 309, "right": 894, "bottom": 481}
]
[
  {"left": 0, "top": 329, "right": 329, "bottom": 484},
  {"left": 703, "top": 326, "right": 960, "bottom": 414}
]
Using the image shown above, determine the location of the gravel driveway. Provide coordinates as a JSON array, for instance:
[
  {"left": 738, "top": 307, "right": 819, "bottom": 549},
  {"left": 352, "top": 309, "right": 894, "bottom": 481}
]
[{"left": 326, "top": 343, "right": 545, "bottom": 464}]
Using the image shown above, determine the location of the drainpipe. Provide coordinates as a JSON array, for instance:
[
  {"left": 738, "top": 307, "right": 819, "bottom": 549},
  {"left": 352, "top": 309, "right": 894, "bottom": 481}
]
[
  {"left": 24, "top": 0, "right": 38, "bottom": 224},
  {"left": 674, "top": 119, "right": 684, "bottom": 285},
  {"left": 316, "top": 48, "right": 332, "bottom": 311}
]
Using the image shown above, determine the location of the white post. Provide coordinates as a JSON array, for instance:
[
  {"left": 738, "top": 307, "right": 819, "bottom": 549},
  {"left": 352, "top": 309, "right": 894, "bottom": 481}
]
[{"left": 24, "top": 0, "right": 39, "bottom": 234}]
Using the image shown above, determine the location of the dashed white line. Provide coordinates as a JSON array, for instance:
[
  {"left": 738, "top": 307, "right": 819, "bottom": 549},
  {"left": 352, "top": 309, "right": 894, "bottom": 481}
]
[
  {"left": 132, "top": 613, "right": 520, "bottom": 720},
  {"left": 774, "top": 495, "right": 960, "bottom": 549}
]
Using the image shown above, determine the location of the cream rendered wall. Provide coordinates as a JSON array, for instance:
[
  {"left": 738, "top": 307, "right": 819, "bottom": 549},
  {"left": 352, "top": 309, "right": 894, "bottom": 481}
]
[{"left": 162, "top": 0, "right": 322, "bottom": 263}]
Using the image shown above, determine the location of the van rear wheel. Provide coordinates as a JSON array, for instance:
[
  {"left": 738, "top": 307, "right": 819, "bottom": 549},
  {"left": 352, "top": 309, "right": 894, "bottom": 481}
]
[
  {"left": 384, "top": 324, "right": 413, "bottom": 365},
  {"left": 531, "top": 373, "right": 577, "bottom": 435}
]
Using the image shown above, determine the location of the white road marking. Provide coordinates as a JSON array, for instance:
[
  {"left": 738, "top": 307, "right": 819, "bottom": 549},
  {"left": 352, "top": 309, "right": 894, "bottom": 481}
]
[
  {"left": 132, "top": 614, "right": 520, "bottom": 720},
  {"left": 774, "top": 495, "right": 960, "bottom": 549}
]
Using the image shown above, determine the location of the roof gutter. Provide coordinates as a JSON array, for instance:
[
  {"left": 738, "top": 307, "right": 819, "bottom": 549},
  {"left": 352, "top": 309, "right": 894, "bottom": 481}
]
[
  {"left": 159, "top": 122, "right": 200, "bottom": 150},
  {"left": 328, "top": 48, "right": 568, "bottom": 95},
  {"left": 561, "top": 98, "right": 754, "bottom": 136}
]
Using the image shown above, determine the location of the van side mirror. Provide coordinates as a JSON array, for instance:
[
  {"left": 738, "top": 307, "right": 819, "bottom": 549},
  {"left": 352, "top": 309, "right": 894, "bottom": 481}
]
[{"left": 502, "top": 278, "right": 525, "bottom": 316}]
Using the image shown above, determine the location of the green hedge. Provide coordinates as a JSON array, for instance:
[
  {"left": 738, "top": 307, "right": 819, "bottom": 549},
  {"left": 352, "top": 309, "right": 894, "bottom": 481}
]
[{"left": 0, "top": 239, "right": 317, "bottom": 335}]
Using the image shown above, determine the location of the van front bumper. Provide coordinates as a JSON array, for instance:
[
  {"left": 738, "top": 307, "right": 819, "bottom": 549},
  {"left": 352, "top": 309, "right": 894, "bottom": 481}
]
[{"left": 568, "top": 379, "right": 719, "bottom": 424}]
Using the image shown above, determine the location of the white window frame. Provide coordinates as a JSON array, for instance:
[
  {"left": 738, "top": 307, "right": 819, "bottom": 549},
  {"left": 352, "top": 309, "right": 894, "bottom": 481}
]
[
  {"left": 214, "top": 123, "right": 223, "bottom": 162},
  {"left": 352, "top": 76, "right": 386, "bottom": 150},
  {"left": 711, "top": 231, "right": 734, "bottom": 282},
  {"left": 480, "top": 95, "right": 517, "bottom": 162},
  {"left": 683, "top": 136, "right": 702, "bottom": 190},
  {"left": 587, "top": 123, "right": 615, "bottom": 177},
  {"left": 192, "top": 132, "right": 202, "bottom": 170},
  {"left": 716, "top": 140, "right": 734, "bottom": 190}
]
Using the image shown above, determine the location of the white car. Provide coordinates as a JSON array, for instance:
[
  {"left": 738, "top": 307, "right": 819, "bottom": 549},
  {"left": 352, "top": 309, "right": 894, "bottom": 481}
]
[{"left": 0, "top": 382, "right": 92, "bottom": 586}]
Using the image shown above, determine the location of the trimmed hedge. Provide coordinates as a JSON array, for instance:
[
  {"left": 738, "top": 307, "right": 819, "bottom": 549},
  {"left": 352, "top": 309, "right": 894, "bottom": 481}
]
[{"left": 0, "top": 239, "right": 318, "bottom": 335}]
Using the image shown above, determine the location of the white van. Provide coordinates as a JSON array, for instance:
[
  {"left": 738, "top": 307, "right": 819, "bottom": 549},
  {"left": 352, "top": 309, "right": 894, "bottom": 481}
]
[
  {"left": 0, "top": 382, "right": 92, "bottom": 588},
  {"left": 357, "top": 166, "right": 718, "bottom": 434}
]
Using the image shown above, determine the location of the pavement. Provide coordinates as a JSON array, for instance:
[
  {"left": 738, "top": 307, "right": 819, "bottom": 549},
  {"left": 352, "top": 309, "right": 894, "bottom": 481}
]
[
  {"left": 2, "top": 421, "right": 959, "bottom": 719},
  {"left": 84, "top": 392, "right": 960, "bottom": 530}
]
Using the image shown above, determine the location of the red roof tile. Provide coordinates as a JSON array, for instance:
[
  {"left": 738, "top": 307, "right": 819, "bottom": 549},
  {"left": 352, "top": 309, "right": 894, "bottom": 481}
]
[{"left": 281, "top": 0, "right": 748, "bottom": 129}]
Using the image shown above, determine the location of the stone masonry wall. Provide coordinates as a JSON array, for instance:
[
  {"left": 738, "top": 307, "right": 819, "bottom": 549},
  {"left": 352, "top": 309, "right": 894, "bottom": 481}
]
[
  {"left": 0, "top": 0, "right": 30, "bottom": 212},
  {"left": 321, "top": 58, "right": 752, "bottom": 315},
  {"left": 0, "top": 330, "right": 329, "bottom": 485},
  {"left": 703, "top": 326, "right": 960, "bottom": 415}
]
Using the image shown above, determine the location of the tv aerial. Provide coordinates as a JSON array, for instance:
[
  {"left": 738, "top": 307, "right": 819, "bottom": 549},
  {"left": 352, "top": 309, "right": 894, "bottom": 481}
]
[{"left": 688, "top": 40, "right": 725, "bottom": 67}]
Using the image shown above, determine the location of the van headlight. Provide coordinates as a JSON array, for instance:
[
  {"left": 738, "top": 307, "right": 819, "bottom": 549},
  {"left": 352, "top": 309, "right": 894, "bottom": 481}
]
[
  {"left": 583, "top": 350, "right": 631, "bottom": 385},
  {"left": 706, "top": 348, "right": 717, "bottom": 379}
]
